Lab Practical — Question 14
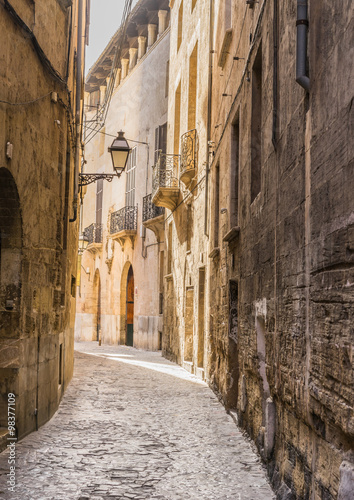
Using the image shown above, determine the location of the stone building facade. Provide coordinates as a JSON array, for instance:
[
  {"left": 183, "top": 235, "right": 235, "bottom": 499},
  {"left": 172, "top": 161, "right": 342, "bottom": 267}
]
[
  {"left": 207, "top": 0, "right": 354, "bottom": 498},
  {"left": 157, "top": 0, "right": 212, "bottom": 381},
  {"left": 0, "top": 0, "right": 88, "bottom": 444},
  {"left": 75, "top": 0, "right": 170, "bottom": 350}
]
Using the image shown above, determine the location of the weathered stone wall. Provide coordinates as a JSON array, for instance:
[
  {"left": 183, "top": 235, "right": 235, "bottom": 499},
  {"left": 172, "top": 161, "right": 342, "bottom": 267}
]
[
  {"left": 208, "top": 0, "right": 354, "bottom": 498},
  {"left": 162, "top": 0, "right": 211, "bottom": 381},
  {"left": 76, "top": 8, "right": 170, "bottom": 350},
  {"left": 0, "top": 0, "right": 86, "bottom": 440}
]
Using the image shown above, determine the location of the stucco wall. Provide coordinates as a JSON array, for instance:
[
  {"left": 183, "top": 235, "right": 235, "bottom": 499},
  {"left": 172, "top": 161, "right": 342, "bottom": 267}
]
[{"left": 76, "top": 25, "right": 170, "bottom": 350}]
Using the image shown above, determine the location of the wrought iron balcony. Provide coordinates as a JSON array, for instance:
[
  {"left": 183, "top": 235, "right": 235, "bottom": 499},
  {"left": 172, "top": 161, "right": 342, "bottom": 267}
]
[
  {"left": 83, "top": 223, "right": 103, "bottom": 254},
  {"left": 84, "top": 223, "right": 103, "bottom": 244},
  {"left": 180, "top": 129, "right": 198, "bottom": 187},
  {"left": 143, "top": 194, "right": 165, "bottom": 222},
  {"left": 109, "top": 206, "right": 137, "bottom": 248},
  {"left": 152, "top": 150, "right": 180, "bottom": 211},
  {"left": 143, "top": 194, "right": 165, "bottom": 238}
]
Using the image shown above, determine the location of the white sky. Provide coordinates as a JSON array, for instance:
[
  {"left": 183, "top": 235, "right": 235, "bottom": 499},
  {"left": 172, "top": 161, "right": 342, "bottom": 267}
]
[{"left": 85, "top": 0, "right": 138, "bottom": 75}]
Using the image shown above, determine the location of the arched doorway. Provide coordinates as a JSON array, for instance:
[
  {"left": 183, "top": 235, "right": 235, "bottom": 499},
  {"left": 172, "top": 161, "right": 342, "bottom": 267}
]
[
  {"left": 93, "top": 270, "right": 101, "bottom": 341},
  {"left": 126, "top": 266, "right": 134, "bottom": 346}
]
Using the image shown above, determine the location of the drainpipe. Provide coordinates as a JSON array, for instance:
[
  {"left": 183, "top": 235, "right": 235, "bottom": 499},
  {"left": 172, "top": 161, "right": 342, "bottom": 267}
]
[
  {"left": 296, "top": 0, "right": 310, "bottom": 92},
  {"left": 70, "top": 0, "right": 84, "bottom": 222}
]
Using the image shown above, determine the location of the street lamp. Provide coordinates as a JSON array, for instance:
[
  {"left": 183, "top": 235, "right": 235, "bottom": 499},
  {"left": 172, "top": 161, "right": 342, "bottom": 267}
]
[
  {"left": 108, "top": 130, "right": 131, "bottom": 175},
  {"left": 78, "top": 232, "right": 89, "bottom": 254},
  {"left": 79, "top": 130, "right": 131, "bottom": 187}
]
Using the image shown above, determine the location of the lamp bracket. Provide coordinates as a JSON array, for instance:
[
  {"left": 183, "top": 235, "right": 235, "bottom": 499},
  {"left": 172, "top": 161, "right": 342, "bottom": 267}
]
[{"left": 79, "top": 173, "right": 120, "bottom": 187}]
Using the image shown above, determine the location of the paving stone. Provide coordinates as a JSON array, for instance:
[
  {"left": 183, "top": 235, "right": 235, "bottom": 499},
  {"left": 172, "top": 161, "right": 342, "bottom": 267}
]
[{"left": 0, "top": 342, "right": 274, "bottom": 499}]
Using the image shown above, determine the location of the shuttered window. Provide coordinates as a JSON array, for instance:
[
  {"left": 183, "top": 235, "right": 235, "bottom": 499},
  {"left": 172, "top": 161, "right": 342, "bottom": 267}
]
[
  {"left": 125, "top": 147, "right": 136, "bottom": 207},
  {"left": 96, "top": 179, "right": 103, "bottom": 225}
]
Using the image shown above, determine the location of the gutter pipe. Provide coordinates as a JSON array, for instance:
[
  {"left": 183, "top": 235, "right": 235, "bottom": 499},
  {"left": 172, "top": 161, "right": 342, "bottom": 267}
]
[
  {"left": 296, "top": 0, "right": 310, "bottom": 92},
  {"left": 70, "top": 0, "right": 84, "bottom": 222}
]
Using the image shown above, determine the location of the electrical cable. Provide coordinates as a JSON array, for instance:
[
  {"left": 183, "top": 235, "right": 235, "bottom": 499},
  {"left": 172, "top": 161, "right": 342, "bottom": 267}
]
[
  {"left": 0, "top": 92, "right": 52, "bottom": 106},
  {"left": 2, "top": 0, "right": 68, "bottom": 88}
]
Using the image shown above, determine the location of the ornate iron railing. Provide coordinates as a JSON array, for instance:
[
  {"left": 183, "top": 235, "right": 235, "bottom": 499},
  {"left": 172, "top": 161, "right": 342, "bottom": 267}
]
[
  {"left": 180, "top": 129, "right": 198, "bottom": 176},
  {"left": 110, "top": 206, "right": 137, "bottom": 234},
  {"left": 152, "top": 150, "right": 180, "bottom": 198},
  {"left": 84, "top": 223, "right": 103, "bottom": 244},
  {"left": 143, "top": 194, "right": 165, "bottom": 222}
]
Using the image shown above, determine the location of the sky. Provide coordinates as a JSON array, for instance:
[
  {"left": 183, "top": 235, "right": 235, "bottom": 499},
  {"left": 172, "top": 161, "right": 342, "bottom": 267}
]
[{"left": 85, "top": 0, "right": 138, "bottom": 75}]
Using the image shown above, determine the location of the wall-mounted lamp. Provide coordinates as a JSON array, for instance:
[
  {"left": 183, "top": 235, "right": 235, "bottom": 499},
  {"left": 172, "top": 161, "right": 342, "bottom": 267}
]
[
  {"left": 79, "top": 130, "right": 131, "bottom": 187},
  {"left": 78, "top": 232, "right": 89, "bottom": 254},
  {"left": 108, "top": 130, "right": 131, "bottom": 175}
]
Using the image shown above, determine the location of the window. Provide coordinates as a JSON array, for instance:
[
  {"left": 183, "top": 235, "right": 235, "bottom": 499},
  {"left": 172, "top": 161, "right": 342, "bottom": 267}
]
[
  {"left": 167, "top": 223, "right": 173, "bottom": 274},
  {"left": 155, "top": 123, "right": 167, "bottom": 163},
  {"left": 251, "top": 43, "right": 262, "bottom": 203},
  {"left": 230, "top": 113, "right": 240, "bottom": 227},
  {"left": 126, "top": 147, "right": 136, "bottom": 206},
  {"left": 165, "top": 60, "right": 170, "bottom": 97},
  {"left": 174, "top": 82, "right": 181, "bottom": 155},
  {"left": 96, "top": 178, "right": 103, "bottom": 225},
  {"left": 214, "top": 164, "right": 220, "bottom": 248},
  {"left": 177, "top": 1, "right": 183, "bottom": 51},
  {"left": 188, "top": 42, "right": 198, "bottom": 130},
  {"left": 186, "top": 204, "right": 192, "bottom": 252}
]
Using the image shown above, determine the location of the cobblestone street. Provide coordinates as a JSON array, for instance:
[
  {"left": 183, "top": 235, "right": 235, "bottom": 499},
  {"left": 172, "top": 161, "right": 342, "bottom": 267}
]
[{"left": 0, "top": 342, "right": 274, "bottom": 499}]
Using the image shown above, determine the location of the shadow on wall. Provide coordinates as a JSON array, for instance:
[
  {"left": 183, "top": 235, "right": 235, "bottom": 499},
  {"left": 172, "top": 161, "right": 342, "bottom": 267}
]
[{"left": 0, "top": 167, "right": 22, "bottom": 430}]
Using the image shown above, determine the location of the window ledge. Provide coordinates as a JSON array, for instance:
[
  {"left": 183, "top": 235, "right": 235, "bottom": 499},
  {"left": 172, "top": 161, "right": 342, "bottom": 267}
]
[
  {"left": 209, "top": 247, "right": 220, "bottom": 259},
  {"left": 223, "top": 226, "right": 240, "bottom": 244}
]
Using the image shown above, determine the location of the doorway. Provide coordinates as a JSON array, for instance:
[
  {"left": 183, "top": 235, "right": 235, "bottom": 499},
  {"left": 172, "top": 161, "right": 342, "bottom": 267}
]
[
  {"left": 126, "top": 266, "right": 134, "bottom": 346},
  {"left": 94, "top": 270, "right": 101, "bottom": 341}
]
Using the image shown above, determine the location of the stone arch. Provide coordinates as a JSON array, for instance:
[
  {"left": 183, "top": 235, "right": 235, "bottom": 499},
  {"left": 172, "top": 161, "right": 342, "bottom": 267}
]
[
  {"left": 120, "top": 261, "right": 133, "bottom": 345},
  {"left": 93, "top": 269, "right": 101, "bottom": 341}
]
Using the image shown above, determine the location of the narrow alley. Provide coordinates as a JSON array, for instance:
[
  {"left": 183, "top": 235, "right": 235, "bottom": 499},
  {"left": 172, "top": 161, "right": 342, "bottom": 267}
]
[{"left": 0, "top": 342, "right": 273, "bottom": 500}]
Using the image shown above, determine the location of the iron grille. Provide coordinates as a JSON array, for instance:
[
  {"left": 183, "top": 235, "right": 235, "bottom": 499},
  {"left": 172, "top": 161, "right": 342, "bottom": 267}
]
[
  {"left": 110, "top": 206, "right": 137, "bottom": 234},
  {"left": 84, "top": 223, "right": 103, "bottom": 244},
  {"left": 180, "top": 129, "right": 198, "bottom": 176},
  {"left": 152, "top": 150, "right": 180, "bottom": 199},
  {"left": 143, "top": 194, "right": 165, "bottom": 222}
]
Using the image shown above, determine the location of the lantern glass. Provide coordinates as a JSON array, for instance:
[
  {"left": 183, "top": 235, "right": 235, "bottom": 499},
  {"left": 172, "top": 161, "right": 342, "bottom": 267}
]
[{"left": 108, "top": 130, "right": 131, "bottom": 174}]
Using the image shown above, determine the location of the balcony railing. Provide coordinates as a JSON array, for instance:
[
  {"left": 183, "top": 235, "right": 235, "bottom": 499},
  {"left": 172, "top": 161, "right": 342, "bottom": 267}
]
[
  {"left": 152, "top": 151, "right": 180, "bottom": 210},
  {"left": 180, "top": 129, "right": 197, "bottom": 186},
  {"left": 152, "top": 151, "right": 179, "bottom": 197},
  {"left": 110, "top": 206, "right": 137, "bottom": 234},
  {"left": 143, "top": 194, "right": 165, "bottom": 222},
  {"left": 84, "top": 223, "right": 103, "bottom": 245}
]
